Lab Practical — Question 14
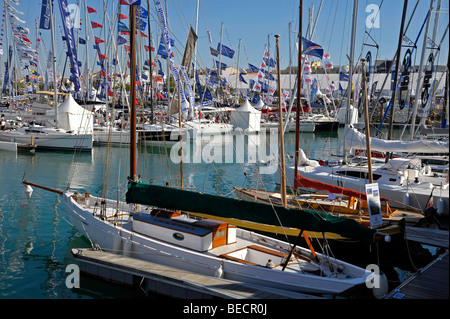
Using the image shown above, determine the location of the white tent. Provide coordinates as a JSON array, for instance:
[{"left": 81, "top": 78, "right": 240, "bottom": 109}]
[
  {"left": 230, "top": 99, "right": 261, "bottom": 133},
  {"left": 58, "top": 94, "right": 94, "bottom": 134},
  {"left": 253, "top": 99, "right": 265, "bottom": 110}
]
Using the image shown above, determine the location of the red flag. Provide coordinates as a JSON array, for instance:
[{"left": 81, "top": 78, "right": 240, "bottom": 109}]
[
  {"left": 87, "top": 6, "right": 97, "bottom": 13},
  {"left": 118, "top": 13, "right": 128, "bottom": 19},
  {"left": 94, "top": 36, "right": 105, "bottom": 44},
  {"left": 144, "top": 45, "right": 155, "bottom": 52},
  {"left": 98, "top": 53, "right": 106, "bottom": 60},
  {"left": 108, "top": 90, "right": 114, "bottom": 97},
  {"left": 140, "top": 32, "right": 149, "bottom": 38},
  {"left": 91, "top": 21, "right": 103, "bottom": 28},
  {"left": 124, "top": 45, "right": 130, "bottom": 52}
]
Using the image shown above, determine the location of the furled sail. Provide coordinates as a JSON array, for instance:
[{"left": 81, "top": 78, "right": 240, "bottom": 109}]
[
  {"left": 345, "top": 126, "right": 449, "bottom": 153},
  {"left": 126, "top": 182, "right": 377, "bottom": 243}
]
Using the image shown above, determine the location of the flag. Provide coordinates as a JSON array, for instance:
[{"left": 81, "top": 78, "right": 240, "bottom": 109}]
[
  {"left": 118, "top": 13, "right": 128, "bottom": 19},
  {"left": 58, "top": 0, "right": 81, "bottom": 92},
  {"left": 118, "top": 21, "right": 130, "bottom": 33},
  {"left": 204, "top": 87, "right": 212, "bottom": 100},
  {"left": 302, "top": 37, "right": 324, "bottom": 59},
  {"left": 239, "top": 73, "right": 247, "bottom": 84},
  {"left": 140, "top": 32, "right": 149, "bottom": 38},
  {"left": 39, "top": 0, "right": 52, "bottom": 30},
  {"left": 217, "top": 43, "right": 234, "bottom": 59},
  {"left": 144, "top": 45, "right": 154, "bottom": 51},
  {"left": 94, "top": 36, "right": 104, "bottom": 44},
  {"left": 206, "top": 30, "right": 212, "bottom": 43},
  {"left": 78, "top": 37, "right": 86, "bottom": 44},
  {"left": 117, "top": 35, "right": 127, "bottom": 45},
  {"left": 120, "top": 0, "right": 141, "bottom": 5},
  {"left": 339, "top": 72, "right": 349, "bottom": 82},
  {"left": 263, "top": 57, "right": 276, "bottom": 68},
  {"left": 215, "top": 60, "right": 227, "bottom": 70},
  {"left": 91, "top": 21, "right": 102, "bottom": 28},
  {"left": 209, "top": 47, "right": 219, "bottom": 57},
  {"left": 248, "top": 63, "right": 259, "bottom": 73},
  {"left": 87, "top": 6, "right": 97, "bottom": 13}
]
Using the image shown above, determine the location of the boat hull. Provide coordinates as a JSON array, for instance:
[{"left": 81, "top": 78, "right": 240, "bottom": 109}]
[{"left": 63, "top": 192, "right": 370, "bottom": 295}]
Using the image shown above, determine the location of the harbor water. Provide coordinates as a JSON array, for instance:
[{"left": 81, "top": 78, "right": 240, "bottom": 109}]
[{"left": 0, "top": 127, "right": 438, "bottom": 299}]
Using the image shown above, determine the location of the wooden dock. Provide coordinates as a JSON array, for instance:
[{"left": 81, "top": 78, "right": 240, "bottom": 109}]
[
  {"left": 385, "top": 250, "right": 449, "bottom": 299},
  {"left": 71, "top": 248, "right": 323, "bottom": 299},
  {"left": 405, "top": 226, "right": 449, "bottom": 248}
]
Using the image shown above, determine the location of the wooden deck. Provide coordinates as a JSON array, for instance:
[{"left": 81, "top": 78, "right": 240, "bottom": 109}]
[
  {"left": 72, "top": 248, "right": 323, "bottom": 299},
  {"left": 385, "top": 250, "right": 449, "bottom": 299},
  {"left": 405, "top": 226, "right": 449, "bottom": 248}
]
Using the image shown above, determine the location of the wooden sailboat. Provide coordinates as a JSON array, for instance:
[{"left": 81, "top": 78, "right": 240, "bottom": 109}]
[{"left": 22, "top": 2, "right": 387, "bottom": 297}]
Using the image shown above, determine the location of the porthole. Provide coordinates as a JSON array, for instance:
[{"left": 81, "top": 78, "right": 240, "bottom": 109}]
[{"left": 173, "top": 232, "right": 184, "bottom": 241}]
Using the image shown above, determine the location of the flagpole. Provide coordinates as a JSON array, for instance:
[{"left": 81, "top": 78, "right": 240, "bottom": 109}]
[
  {"left": 49, "top": 0, "right": 59, "bottom": 128},
  {"left": 294, "top": 0, "right": 302, "bottom": 191},
  {"left": 344, "top": 0, "right": 358, "bottom": 164},
  {"left": 275, "top": 34, "right": 287, "bottom": 207},
  {"left": 129, "top": 3, "right": 137, "bottom": 181}
]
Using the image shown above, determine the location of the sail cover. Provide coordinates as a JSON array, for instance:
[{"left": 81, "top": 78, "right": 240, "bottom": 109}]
[
  {"left": 345, "top": 127, "right": 449, "bottom": 153},
  {"left": 126, "top": 182, "right": 377, "bottom": 243}
]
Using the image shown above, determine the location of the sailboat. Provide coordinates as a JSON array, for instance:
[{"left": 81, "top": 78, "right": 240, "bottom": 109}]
[
  {"left": 0, "top": 94, "right": 94, "bottom": 151},
  {"left": 23, "top": 2, "right": 385, "bottom": 297}
]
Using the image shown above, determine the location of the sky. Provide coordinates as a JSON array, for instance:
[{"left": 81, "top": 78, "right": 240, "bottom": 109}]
[{"left": 2, "top": 0, "right": 449, "bottom": 80}]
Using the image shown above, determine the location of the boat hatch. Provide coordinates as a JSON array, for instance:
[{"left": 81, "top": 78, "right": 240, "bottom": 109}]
[
  {"left": 220, "top": 245, "right": 295, "bottom": 268},
  {"left": 132, "top": 209, "right": 236, "bottom": 251}
]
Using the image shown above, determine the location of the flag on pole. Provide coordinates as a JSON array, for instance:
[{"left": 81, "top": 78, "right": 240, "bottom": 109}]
[
  {"left": 94, "top": 36, "right": 104, "bottom": 44},
  {"left": 301, "top": 37, "right": 324, "bottom": 59},
  {"left": 91, "top": 21, "right": 102, "bottom": 28},
  {"left": 118, "top": 13, "right": 128, "bottom": 19},
  {"left": 120, "top": 0, "right": 141, "bottom": 5},
  {"left": 87, "top": 6, "right": 97, "bottom": 13}
]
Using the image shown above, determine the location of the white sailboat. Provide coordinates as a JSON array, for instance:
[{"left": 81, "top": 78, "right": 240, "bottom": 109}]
[
  {"left": 25, "top": 3, "right": 382, "bottom": 297},
  {"left": 0, "top": 94, "right": 93, "bottom": 151}
]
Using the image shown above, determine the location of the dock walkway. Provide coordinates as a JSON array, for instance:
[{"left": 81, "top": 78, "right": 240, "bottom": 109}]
[
  {"left": 72, "top": 248, "right": 323, "bottom": 299},
  {"left": 385, "top": 249, "right": 449, "bottom": 299}
]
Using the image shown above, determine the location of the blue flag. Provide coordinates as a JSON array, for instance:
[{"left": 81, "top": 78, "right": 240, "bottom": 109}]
[
  {"left": 118, "top": 21, "right": 130, "bottom": 33},
  {"left": 217, "top": 43, "right": 235, "bottom": 59},
  {"left": 239, "top": 73, "right": 247, "bottom": 84},
  {"left": 39, "top": 0, "right": 52, "bottom": 30},
  {"left": 117, "top": 35, "right": 127, "bottom": 45},
  {"left": 215, "top": 60, "right": 227, "bottom": 71},
  {"left": 301, "top": 37, "right": 324, "bottom": 59},
  {"left": 204, "top": 87, "right": 212, "bottom": 100},
  {"left": 248, "top": 63, "right": 259, "bottom": 73},
  {"left": 58, "top": 0, "right": 81, "bottom": 92},
  {"left": 339, "top": 72, "right": 349, "bottom": 82}
]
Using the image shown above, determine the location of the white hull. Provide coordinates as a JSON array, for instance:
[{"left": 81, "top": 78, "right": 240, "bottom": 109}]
[
  {"left": 0, "top": 127, "right": 92, "bottom": 151},
  {"left": 276, "top": 162, "right": 449, "bottom": 214},
  {"left": 64, "top": 192, "right": 371, "bottom": 295},
  {"left": 93, "top": 127, "right": 132, "bottom": 145}
]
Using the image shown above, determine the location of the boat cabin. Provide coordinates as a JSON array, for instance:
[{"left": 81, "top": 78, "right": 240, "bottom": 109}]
[{"left": 133, "top": 209, "right": 236, "bottom": 252}]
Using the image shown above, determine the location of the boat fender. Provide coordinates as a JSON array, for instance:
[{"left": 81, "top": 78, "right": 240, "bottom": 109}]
[
  {"left": 402, "top": 192, "right": 410, "bottom": 206},
  {"left": 25, "top": 185, "right": 33, "bottom": 198},
  {"left": 372, "top": 271, "right": 388, "bottom": 299},
  {"left": 112, "top": 234, "right": 122, "bottom": 254},
  {"left": 214, "top": 260, "right": 224, "bottom": 278},
  {"left": 436, "top": 197, "right": 445, "bottom": 215},
  {"left": 123, "top": 237, "right": 133, "bottom": 257}
]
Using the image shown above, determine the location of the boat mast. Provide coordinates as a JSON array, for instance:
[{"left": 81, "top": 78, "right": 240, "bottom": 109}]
[
  {"left": 147, "top": 0, "right": 154, "bottom": 124},
  {"left": 386, "top": 0, "right": 408, "bottom": 161},
  {"left": 410, "top": 0, "right": 434, "bottom": 140},
  {"left": 275, "top": 34, "right": 287, "bottom": 207},
  {"left": 361, "top": 58, "right": 373, "bottom": 183},
  {"left": 49, "top": 0, "right": 59, "bottom": 128},
  {"left": 129, "top": 4, "right": 137, "bottom": 181},
  {"left": 294, "top": 0, "right": 302, "bottom": 190},
  {"left": 344, "top": 0, "right": 357, "bottom": 164}
]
